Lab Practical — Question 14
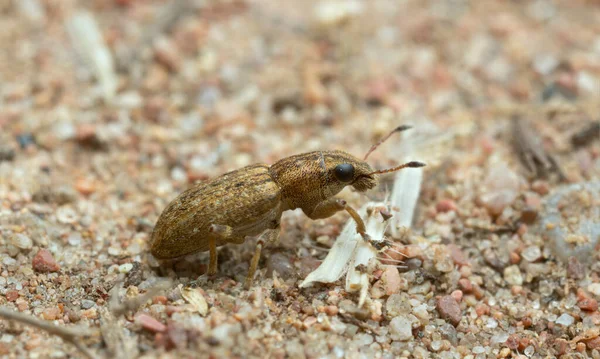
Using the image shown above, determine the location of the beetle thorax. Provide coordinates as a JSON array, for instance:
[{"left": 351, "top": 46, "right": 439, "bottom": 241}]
[{"left": 269, "top": 151, "right": 334, "bottom": 210}]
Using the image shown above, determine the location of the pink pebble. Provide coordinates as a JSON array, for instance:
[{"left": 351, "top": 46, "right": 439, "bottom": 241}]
[{"left": 135, "top": 313, "right": 167, "bottom": 333}]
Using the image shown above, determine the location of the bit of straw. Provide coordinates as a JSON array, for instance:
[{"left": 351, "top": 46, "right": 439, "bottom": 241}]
[{"left": 0, "top": 307, "right": 98, "bottom": 359}]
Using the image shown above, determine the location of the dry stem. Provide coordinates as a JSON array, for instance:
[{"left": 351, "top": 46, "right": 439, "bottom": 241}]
[{"left": 0, "top": 307, "right": 98, "bottom": 359}]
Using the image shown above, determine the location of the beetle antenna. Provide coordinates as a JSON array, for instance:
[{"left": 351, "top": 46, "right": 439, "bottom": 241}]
[
  {"left": 367, "top": 161, "right": 426, "bottom": 176},
  {"left": 364, "top": 125, "right": 412, "bottom": 160}
]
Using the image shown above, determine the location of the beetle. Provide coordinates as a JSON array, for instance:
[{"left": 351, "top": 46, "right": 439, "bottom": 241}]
[{"left": 150, "top": 126, "right": 425, "bottom": 289}]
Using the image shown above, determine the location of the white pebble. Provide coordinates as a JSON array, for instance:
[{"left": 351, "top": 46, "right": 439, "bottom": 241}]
[
  {"left": 118, "top": 263, "right": 133, "bottom": 273},
  {"left": 2, "top": 257, "right": 17, "bottom": 266},
  {"left": 524, "top": 345, "right": 535, "bottom": 356},
  {"left": 503, "top": 265, "right": 523, "bottom": 286},
  {"left": 485, "top": 318, "right": 498, "bottom": 329},
  {"left": 68, "top": 233, "right": 82, "bottom": 246},
  {"left": 472, "top": 346, "right": 485, "bottom": 354},
  {"left": 533, "top": 54, "right": 558, "bottom": 75},
  {"left": 522, "top": 246, "right": 542, "bottom": 262},
  {"left": 389, "top": 316, "right": 413, "bottom": 341},
  {"left": 555, "top": 313, "right": 574, "bottom": 326},
  {"left": 577, "top": 71, "right": 600, "bottom": 95},
  {"left": 314, "top": 0, "right": 363, "bottom": 27},
  {"left": 430, "top": 340, "right": 443, "bottom": 351},
  {"left": 11, "top": 233, "right": 32, "bottom": 250},
  {"left": 412, "top": 304, "right": 430, "bottom": 322},
  {"left": 56, "top": 206, "right": 78, "bottom": 224},
  {"left": 491, "top": 332, "right": 509, "bottom": 344},
  {"left": 170, "top": 167, "right": 187, "bottom": 182},
  {"left": 587, "top": 283, "right": 600, "bottom": 296}
]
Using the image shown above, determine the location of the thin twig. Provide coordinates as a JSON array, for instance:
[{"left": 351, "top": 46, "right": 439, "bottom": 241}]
[
  {"left": 0, "top": 307, "right": 98, "bottom": 359},
  {"left": 571, "top": 121, "right": 600, "bottom": 147},
  {"left": 511, "top": 116, "right": 566, "bottom": 180}
]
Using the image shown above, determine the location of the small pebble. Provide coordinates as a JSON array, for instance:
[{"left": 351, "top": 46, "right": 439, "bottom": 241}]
[
  {"left": 75, "top": 178, "right": 96, "bottom": 196},
  {"left": 11, "top": 233, "right": 32, "bottom": 250},
  {"left": 16, "top": 133, "right": 36, "bottom": 149},
  {"left": 324, "top": 305, "right": 338, "bottom": 316},
  {"left": 386, "top": 294, "right": 410, "bottom": 318},
  {"left": 135, "top": 313, "right": 166, "bottom": 333},
  {"left": 56, "top": 206, "right": 78, "bottom": 224},
  {"left": 472, "top": 346, "right": 485, "bottom": 354},
  {"left": 81, "top": 308, "right": 98, "bottom": 319},
  {"left": 303, "top": 316, "right": 317, "bottom": 329},
  {"left": 166, "top": 322, "right": 188, "bottom": 349},
  {"left": 450, "top": 290, "right": 463, "bottom": 303},
  {"left": 436, "top": 296, "right": 462, "bottom": 326},
  {"left": 5, "top": 290, "right": 19, "bottom": 302},
  {"left": 588, "top": 283, "right": 600, "bottom": 296},
  {"left": 32, "top": 249, "right": 60, "bottom": 273},
  {"left": 479, "top": 163, "right": 520, "bottom": 216},
  {"left": 389, "top": 316, "right": 413, "bottom": 341},
  {"left": 0, "top": 147, "right": 15, "bottom": 162},
  {"left": 448, "top": 244, "right": 469, "bottom": 266},
  {"left": 578, "top": 298, "right": 598, "bottom": 312},
  {"left": 521, "top": 246, "right": 542, "bottom": 262},
  {"left": 266, "top": 252, "right": 296, "bottom": 279},
  {"left": 520, "top": 208, "right": 538, "bottom": 224},
  {"left": 458, "top": 279, "right": 473, "bottom": 293},
  {"left": 436, "top": 199, "right": 457, "bottom": 213},
  {"left": 118, "top": 263, "right": 134, "bottom": 273},
  {"left": 503, "top": 265, "right": 523, "bottom": 286},
  {"left": 81, "top": 300, "right": 95, "bottom": 309},
  {"left": 584, "top": 337, "right": 600, "bottom": 350},
  {"left": 41, "top": 307, "right": 61, "bottom": 320},
  {"left": 555, "top": 313, "right": 574, "bottom": 326},
  {"left": 381, "top": 265, "right": 402, "bottom": 295}
]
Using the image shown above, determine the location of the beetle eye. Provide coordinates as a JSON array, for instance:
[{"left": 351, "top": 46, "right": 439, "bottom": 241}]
[{"left": 334, "top": 163, "right": 355, "bottom": 182}]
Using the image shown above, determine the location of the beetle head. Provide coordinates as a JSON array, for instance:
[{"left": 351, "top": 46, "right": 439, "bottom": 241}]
[
  {"left": 323, "top": 151, "right": 378, "bottom": 193},
  {"left": 325, "top": 125, "right": 426, "bottom": 194}
]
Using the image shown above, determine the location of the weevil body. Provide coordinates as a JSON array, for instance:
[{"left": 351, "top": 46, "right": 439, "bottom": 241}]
[{"left": 151, "top": 127, "right": 424, "bottom": 289}]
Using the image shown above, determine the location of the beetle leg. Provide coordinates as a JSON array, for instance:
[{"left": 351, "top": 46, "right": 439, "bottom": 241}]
[
  {"left": 343, "top": 204, "right": 371, "bottom": 242},
  {"left": 304, "top": 199, "right": 371, "bottom": 241},
  {"left": 304, "top": 198, "right": 347, "bottom": 220},
  {"left": 207, "top": 224, "right": 234, "bottom": 276},
  {"left": 245, "top": 228, "right": 280, "bottom": 289}
]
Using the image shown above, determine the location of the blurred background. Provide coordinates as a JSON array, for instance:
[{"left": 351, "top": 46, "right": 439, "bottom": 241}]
[{"left": 0, "top": 0, "right": 599, "bottom": 357}]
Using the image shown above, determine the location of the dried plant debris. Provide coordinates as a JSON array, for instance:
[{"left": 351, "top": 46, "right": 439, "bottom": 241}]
[
  {"left": 65, "top": 11, "right": 117, "bottom": 102},
  {"left": 0, "top": 307, "right": 98, "bottom": 359},
  {"left": 116, "top": 0, "right": 193, "bottom": 71},
  {"left": 571, "top": 120, "right": 600, "bottom": 147},
  {"left": 511, "top": 116, "right": 566, "bottom": 180}
]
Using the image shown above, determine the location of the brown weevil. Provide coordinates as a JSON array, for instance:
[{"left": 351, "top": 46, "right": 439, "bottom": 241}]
[{"left": 150, "top": 126, "right": 425, "bottom": 289}]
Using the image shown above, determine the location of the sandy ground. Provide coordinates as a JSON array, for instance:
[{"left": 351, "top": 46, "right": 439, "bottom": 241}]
[{"left": 0, "top": 0, "right": 599, "bottom": 358}]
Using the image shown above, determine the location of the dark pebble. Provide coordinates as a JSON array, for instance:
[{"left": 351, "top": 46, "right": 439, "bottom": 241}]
[{"left": 16, "top": 133, "right": 36, "bottom": 149}]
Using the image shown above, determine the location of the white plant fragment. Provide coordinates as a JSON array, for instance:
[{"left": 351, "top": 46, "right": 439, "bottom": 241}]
[
  {"left": 300, "top": 202, "right": 390, "bottom": 307},
  {"left": 390, "top": 130, "right": 423, "bottom": 237},
  {"left": 299, "top": 208, "right": 365, "bottom": 287},
  {"left": 300, "top": 202, "right": 396, "bottom": 307},
  {"left": 344, "top": 203, "right": 388, "bottom": 307},
  {"left": 66, "top": 11, "right": 117, "bottom": 102}
]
